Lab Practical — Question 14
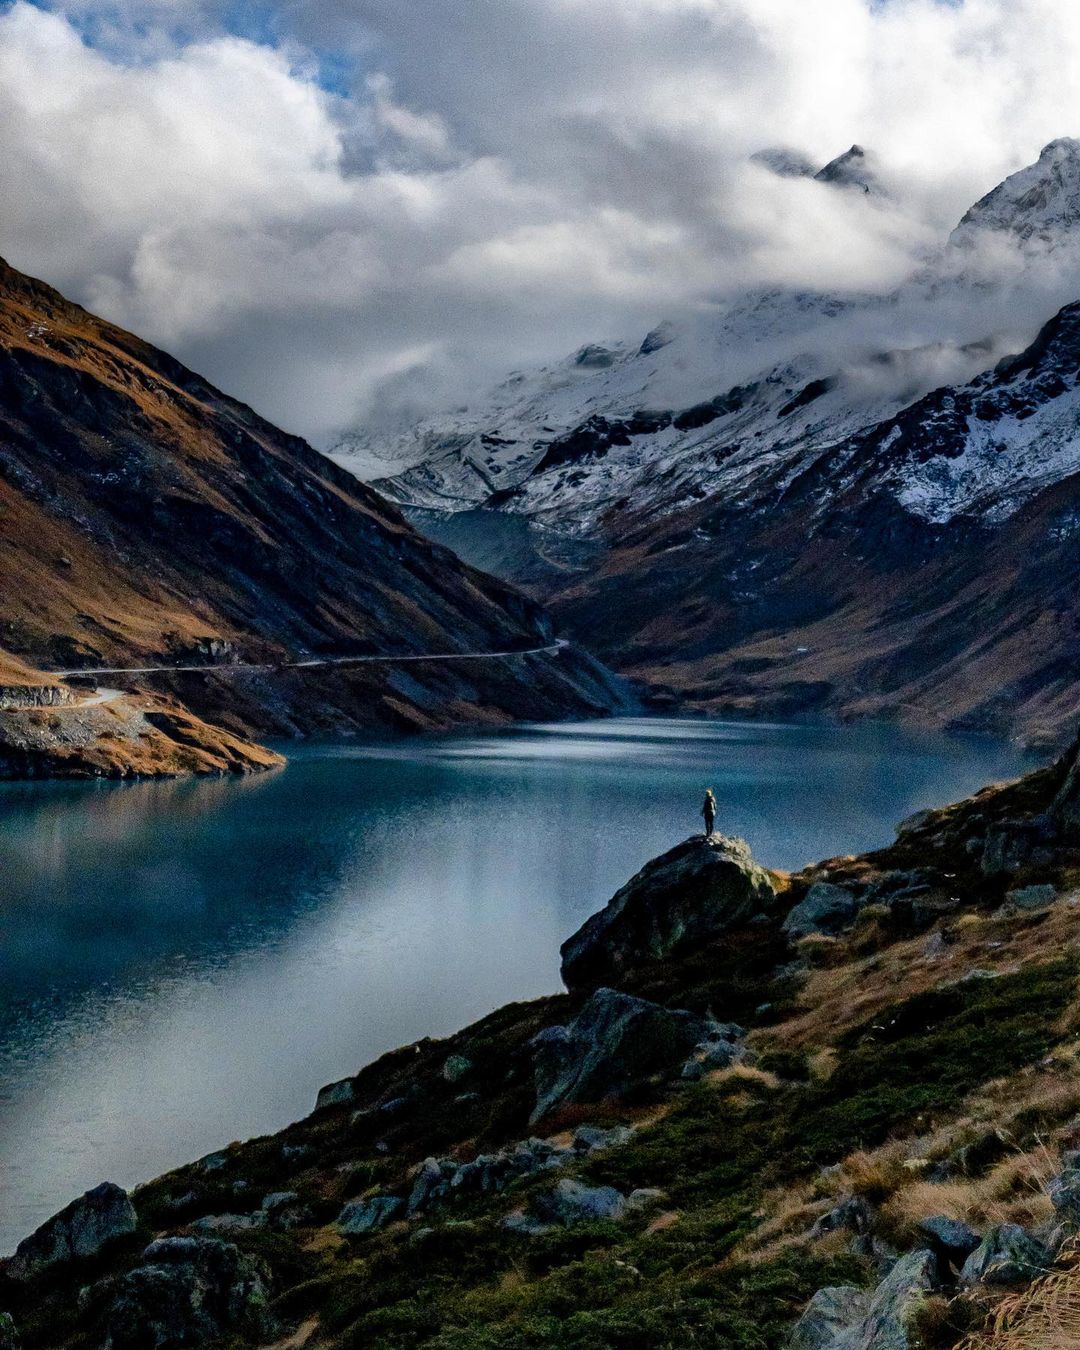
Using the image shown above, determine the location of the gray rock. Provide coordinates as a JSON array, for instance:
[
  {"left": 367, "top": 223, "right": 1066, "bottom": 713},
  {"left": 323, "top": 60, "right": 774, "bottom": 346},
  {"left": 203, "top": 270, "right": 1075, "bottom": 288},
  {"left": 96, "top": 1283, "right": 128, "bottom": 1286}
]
[
  {"left": 532, "top": 1178, "right": 626, "bottom": 1226},
  {"left": 917, "top": 1215, "right": 981, "bottom": 1264},
  {"left": 261, "top": 1191, "right": 299, "bottom": 1214},
  {"left": 560, "top": 834, "right": 777, "bottom": 990},
  {"left": 191, "top": 1212, "right": 267, "bottom": 1234},
  {"left": 788, "top": 1286, "right": 871, "bottom": 1350},
  {"left": 810, "top": 1196, "right": 874, "bottom": 1240},
  {"left": 315, "top": 1077, "right": 356, "bottom": 1111},
  {"left": 0, "top": 1313, "right": 19, "bottom": 1350},
  {"left": 1006, "top": 884, "right": 1058, "bottom": 911},
  {"left": 572, "top": 1124, "right": 633, "bottom": 1154},
  {"left": 197, "top": 1150, "right": 230, "bottom": 1173},
  {"left": 844, "top": 1249, "right": 937, "bottom": 1350},
  {"left": 895, "top": 811, "right": 936, "bottom": 838},
  {"left": 960, "top": 1224, "right": 1051, "bottom": 1287},
  {"left": 409, "top": 1158, "right": 455, "bottom": 1216},
  {"left": 442, "top": 1054, "right": 472, "bottom": 1083},
  {"left": 337, "top": 1195, "right": 404, "bottom": 1235},
  {"left": 7, "top": 1181, "right": 137, "bottom": 1282},
  {"left": 1049, "top": 1166, "right": 1080, "bottom": 1225},
  {"left": 981, "top": 817, "right": 1057, "bottom": 877},
  {"left": 530, "top": 988, "right": 717, "bottom": 1123},
  {"left": 1051, "top": 734, "right": 1080, "bottom": 840},
  {"left": 105, "top": 1237, "right": 273, "bottom": 1350},
  {"left": 501, "top": 1212, "right": 554, "bottom": 1237},
  {"left": 625, "top": 1188, "right": 666, "bottom": 1212},
  {"left": 783, "top": 883, "right": 859, "bottom": 939}
]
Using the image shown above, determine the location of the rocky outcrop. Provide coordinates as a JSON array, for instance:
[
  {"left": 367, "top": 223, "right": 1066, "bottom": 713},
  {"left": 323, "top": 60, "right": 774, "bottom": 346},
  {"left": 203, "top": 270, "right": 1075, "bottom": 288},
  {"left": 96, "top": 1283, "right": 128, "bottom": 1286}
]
[
  {"left": 0, "top": 684, "right": 73, "bottom": 710},
  {"left": 6, "top": 1182, "right": 136, "bottom": 1282},
  {"left": 789, "top": 1287, "right": 872, "bottom": 1350},
  {"left": 531, "top": 1179, "right": 627, "bottom": 1226},
  {"left": 916, "top": 1215, "right": 981, "bottom": 1269},
  {"left": 1048, "top": 1152, "right": 1080, "bottom": 1224},
  {"left": 105, "top": 1237, "right": 273, "bottom": 1349},
  {"left": 959, "top": 1224, "right": 1052, "bottom": 1286},
  {"left": 795, "top": 1249, "right": 936, "bottom": 1350},
  {"left": 337, "top": 1195, "right": 404, "bottom": 1235},
  {"left": 530, "top": 987, "right": 721, "bottom": 1123},
  {"left": 560, "top": 835, "right": 777, "bottom": 991},
  {"left": 0, "top": 694, "right": 283, "bottom": 781},
  {"left": 782, "top": 882, "right": 860, "bottom": 939}
]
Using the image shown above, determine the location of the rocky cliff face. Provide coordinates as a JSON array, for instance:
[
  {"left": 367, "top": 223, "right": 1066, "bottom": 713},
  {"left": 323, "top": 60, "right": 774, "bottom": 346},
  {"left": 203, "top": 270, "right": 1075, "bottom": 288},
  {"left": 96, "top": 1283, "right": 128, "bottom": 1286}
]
[
  {"left": 351, "top": 140, "right": 1080, "bottom": 744},
  {"left": 0, "top": 258, "right": 625, "bottom": 775},
  {"left": 11, "top": 738, "right": 1080, "bottom": 1348}
]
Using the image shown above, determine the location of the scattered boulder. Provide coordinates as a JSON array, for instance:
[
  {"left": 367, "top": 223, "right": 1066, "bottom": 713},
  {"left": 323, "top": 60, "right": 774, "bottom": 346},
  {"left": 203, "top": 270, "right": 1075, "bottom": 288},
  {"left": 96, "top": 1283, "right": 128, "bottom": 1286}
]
[
  {"left": 501, "top": 1212, "right": 553, "bottom": 1237},
  {"left": 442, "top": 1054, "right": 472, "bottom": 1083},
  {"left": 265, "top": 1200, "right": 311, "bottom": 1232},
  {"left": 681, "top": 1023, "right": 751, "bottom": 1080},
  {"left": 810, "top": 1196, "right": 874, "bottom": 1240},
  {"left": 783, "top": 883, "right": 859, "bottom": 939},
  {"left": 1048, "top": 1161, "right": 1080, "bottom": 1226},
  {"left": 531, "top": 1179, "right": 626, "bottom": 1226},
  {"left": 788, "top": 1286, "right": 871, "bottom": 1350},
  {"left": 981, "top": 817, "right": 1057, "bottom": 877},
  {"left": 560, "top": 834, "right": 777, "bottom": 990},
  {"left": 315, "top": 1077, "right": 356, "bottom": 1111},
  {"left": 1006, "top": 884, "right": 1057, "bottom": 911},
  {"left": 105, "top": 1237, "right": 273, "bottom": 1350},
  {"left": 625, "top": 1188, "right": 666, "bottom": 1213},
  {"left": 572, "top": 1124, "right": 633, "bottom": 1154},
  {"left": 191, "top": 1213, "right": 266, "bottom": 1235},
  {"left": 916, "top": 1215, "right": 981, "bottom": 1266},
  {"left": 7, "top": 1182, "right": 136, "bottom": 1282},
  {"left": 1051, "top": 731, "right": 1080, "bottom": 840},
  {"left": 337, "top": 1195, "right": 404, "bottom": 1235},
  {"left": 849, "top": 1248, "right": 938, "bottom": 1350},
  {"left": 959, "top": 1223, "right": 1051, "bottom": 1287},
  {"left": 530, "top": 987, "right": 718, "bottom": 1123}
]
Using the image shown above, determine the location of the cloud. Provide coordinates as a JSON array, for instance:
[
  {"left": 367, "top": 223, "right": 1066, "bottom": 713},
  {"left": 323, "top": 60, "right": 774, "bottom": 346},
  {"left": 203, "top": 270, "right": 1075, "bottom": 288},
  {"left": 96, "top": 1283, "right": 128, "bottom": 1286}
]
[{"left": 3, "top": 0, "right": 1080, "bottom": 445}]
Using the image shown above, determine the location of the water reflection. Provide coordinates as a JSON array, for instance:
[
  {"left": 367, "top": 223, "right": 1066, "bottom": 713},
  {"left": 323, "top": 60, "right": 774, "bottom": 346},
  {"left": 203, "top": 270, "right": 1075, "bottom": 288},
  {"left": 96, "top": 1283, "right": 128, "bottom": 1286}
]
[{"left": 0, "top": 717, "right": 1031, "bottom": 1251}]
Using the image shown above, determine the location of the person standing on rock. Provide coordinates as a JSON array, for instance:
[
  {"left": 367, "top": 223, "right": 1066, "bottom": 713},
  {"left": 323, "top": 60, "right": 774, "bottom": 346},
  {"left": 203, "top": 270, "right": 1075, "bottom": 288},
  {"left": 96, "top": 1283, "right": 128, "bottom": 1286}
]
[{"left": 702, "top": 789, "right": 717, "bottom": 836}]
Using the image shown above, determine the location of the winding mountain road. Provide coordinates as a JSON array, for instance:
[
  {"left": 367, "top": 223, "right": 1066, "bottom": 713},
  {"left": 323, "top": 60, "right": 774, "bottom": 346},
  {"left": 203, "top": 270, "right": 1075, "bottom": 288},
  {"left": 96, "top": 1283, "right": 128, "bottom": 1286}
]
[
  {"left": 0, "top": 639, "right": 572, "bottom": 714},
  {"left": 49, "top": 637, "right": 570, "bottom": 681}
]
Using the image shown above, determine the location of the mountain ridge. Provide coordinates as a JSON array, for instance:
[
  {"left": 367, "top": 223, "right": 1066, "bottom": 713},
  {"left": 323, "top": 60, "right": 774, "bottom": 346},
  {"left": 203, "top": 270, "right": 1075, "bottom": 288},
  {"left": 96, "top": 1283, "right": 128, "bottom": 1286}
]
[
  {"left": 0, "top": 256, "right": 625, "bottom": 775},
  {"left": 344, "top": 139, "right": 1080, "bottom": 743}
]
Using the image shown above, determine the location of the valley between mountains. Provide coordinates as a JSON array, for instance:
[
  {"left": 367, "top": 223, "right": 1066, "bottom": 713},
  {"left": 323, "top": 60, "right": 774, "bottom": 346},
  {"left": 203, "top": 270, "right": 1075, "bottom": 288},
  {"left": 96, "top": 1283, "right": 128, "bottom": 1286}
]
[{"left": 357, "top": 139, "right": 1080, "bottom": 747}]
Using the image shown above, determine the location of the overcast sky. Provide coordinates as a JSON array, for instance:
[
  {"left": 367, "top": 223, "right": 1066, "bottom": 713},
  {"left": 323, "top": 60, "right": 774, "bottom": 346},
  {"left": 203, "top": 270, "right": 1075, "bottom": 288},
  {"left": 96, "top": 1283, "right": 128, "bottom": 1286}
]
[{"left": 3, "top": 0, "right": 1080, "bottom": 445}]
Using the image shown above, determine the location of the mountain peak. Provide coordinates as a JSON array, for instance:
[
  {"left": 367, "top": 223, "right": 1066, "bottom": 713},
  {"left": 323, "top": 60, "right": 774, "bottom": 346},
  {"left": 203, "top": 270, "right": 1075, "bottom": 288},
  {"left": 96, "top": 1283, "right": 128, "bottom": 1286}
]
[
  {"left": 951, "top": 136, "right": 1080, "bottom": 247},
  {"left": 813, "top": 144, "right": 882, "bottom": 195}
]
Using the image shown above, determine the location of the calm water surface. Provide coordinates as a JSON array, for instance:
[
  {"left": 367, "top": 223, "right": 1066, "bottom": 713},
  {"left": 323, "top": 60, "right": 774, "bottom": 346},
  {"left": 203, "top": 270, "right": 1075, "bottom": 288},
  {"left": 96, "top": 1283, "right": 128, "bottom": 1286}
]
[{"left": 0, "top": 716, "right": 1031, "bottom": 1251}]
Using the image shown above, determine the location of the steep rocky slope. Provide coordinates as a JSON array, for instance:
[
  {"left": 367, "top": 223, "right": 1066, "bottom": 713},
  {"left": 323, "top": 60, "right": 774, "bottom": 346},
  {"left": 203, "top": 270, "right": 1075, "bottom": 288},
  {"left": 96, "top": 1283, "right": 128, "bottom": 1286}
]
[
  {"left": 12, "top": 735, "right": 1080, "bottom": 1348},
  {"left": 354, "top": 139, "right": 1080, "bottom": 744},
  {"left": 0, "top": 257, "right": 624, "bottom": 775}
]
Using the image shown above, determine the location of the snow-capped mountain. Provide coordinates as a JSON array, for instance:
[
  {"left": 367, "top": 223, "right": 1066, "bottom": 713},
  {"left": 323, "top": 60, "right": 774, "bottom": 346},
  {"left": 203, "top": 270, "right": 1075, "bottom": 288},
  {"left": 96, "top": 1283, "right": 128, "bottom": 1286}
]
[
  {"left": 335, "top": 139, "right": 1080, "bottom": 742},
  {"left": 346, "top": 140, "right": 1080, "bottom": 541}
]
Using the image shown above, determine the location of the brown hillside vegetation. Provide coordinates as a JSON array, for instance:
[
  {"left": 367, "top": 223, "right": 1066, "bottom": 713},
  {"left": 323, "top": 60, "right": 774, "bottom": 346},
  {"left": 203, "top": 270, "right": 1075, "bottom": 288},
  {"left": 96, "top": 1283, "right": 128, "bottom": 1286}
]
[{"left": 0, "top": 258, "right": 622, "bottom": 773}]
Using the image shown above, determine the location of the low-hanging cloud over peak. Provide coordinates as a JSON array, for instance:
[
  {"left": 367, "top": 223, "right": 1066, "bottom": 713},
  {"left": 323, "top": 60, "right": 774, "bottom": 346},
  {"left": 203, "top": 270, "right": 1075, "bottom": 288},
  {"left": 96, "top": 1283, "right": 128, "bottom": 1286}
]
[{"left": 3, "top": 0, "right": 1080, "bottom": 443}]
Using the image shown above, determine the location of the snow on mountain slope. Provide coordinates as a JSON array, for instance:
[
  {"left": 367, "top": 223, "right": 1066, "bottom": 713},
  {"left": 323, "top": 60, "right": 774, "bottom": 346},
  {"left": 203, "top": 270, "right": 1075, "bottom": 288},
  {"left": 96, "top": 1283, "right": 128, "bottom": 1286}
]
[
  {"left": 951, "top": 138, "right": 1080, "bottom": 246},
  {"left": 341, "top": 138, "right": 1080, "bottom": 551}
]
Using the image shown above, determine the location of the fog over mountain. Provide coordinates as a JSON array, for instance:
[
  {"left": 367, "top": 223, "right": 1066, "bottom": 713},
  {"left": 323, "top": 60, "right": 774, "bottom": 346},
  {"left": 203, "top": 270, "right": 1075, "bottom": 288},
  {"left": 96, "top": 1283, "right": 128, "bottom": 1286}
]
[{"left": 4, "top": 0, "right": 1080, "bottom": 445}]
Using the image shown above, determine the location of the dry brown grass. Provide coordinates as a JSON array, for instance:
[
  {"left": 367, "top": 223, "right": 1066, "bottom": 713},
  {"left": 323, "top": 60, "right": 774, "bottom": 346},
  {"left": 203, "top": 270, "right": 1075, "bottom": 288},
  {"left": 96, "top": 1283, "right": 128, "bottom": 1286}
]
[
  {"left": 957, "top": 1240, "right": 1080, "bottom": 1350},
  {"left": 757, "top": 900, "right": 1080, "bottom": 1058}
]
